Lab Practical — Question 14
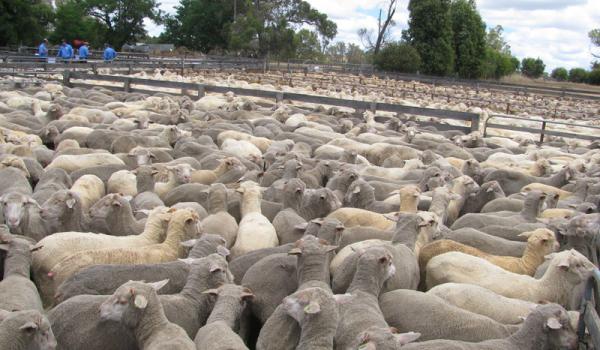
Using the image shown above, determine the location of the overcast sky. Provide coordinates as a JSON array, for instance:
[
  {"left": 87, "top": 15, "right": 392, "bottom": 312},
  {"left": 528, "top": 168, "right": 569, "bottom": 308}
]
[{"left": 145, "top": 0, "right": 600, "bottom": 71}]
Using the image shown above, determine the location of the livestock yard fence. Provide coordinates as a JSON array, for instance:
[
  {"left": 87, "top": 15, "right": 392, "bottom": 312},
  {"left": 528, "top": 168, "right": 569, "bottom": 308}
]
[
  {"left": 579, "top": 269, "right": 600, "bottom": 349},
  {"left": 61, "top": 71, "right": 481, "bottom": 134}
]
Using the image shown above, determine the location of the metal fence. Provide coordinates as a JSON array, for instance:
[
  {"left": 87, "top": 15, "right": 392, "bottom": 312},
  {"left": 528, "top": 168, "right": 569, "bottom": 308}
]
[
  {"left": 483, "top": 114, "right": 599, "bottom": 143},
  {"left": 62, "top": 71, "right": 480, "bottom": 133},
  {"left": 578, "top": 269, "right": 600, "bottom": 349}
]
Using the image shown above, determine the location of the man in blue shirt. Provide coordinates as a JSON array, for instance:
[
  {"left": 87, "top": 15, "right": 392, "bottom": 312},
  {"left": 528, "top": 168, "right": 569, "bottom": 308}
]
[
  {"left": 78, "top": 42, "right": 89, "bottom": 62},
  {"left": 57, "top": 39, "right": 73, "bottom": 61},
  {"left": 103, "top": 44, "right": 117, "bottom": 61},
  {"left": 38, "top": 39, "right": 48, "bottom": 58}
]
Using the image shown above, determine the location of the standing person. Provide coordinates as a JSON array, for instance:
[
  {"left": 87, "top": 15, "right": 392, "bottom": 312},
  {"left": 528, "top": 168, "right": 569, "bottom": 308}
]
[
  {"left": 57, "top": 39, "right": 73, "bottom": 61},
  {"left": 38, "top": 39, "right": 49, "bottom": 58},
  {"left": 103, "top": 43, "right": 117, "bottom": 62},
  {"left": 78, "top": 42, "right": 89, "bottom": 62}
]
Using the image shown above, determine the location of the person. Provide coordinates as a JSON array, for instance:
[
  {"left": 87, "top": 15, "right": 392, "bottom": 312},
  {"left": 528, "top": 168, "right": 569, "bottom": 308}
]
[
  {"left": 38, "top": 39, "right": 49, "bottom": 58},
  {"left": 103, "top": 44, "right": 117, "bottom": 62},
  {"left": 78, "top": 42, "right": 89, "bottom": 62},
  {"left": 57, "top": 39, "right": 73, "bottom": 61}
]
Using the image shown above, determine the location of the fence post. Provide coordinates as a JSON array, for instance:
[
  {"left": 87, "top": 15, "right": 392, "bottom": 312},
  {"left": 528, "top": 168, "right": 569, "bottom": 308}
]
[
  {"left": 539, "top": 120, "right": 547, "bottom": 144},
  {"left": 196, "top": 85, "right": 206, "bottom": 101},
  {"left": 276, "top": 92, "right": 284, "bottom": 104},
  {"left": 506, "top": 103, "right": 510, "bottom": 114},
  {"left": 123, "top": 77, "right": 131, "bottom": 93},
  {"left": 470, "top": 114, "right": 480, "bottom": 133},
  {"left": 369, "top": 102, "right": 377, "bottom": 113},
  {"left": 62, "top": 71, "right": 72, "bottom": 88}
]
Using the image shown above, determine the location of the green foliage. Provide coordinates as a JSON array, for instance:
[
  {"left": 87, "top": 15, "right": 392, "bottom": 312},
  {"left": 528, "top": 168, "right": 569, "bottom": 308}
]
[
  {"left": 163, "top": 0, "right": 233, "bottom": 52},
  {"left": 486, "top": 25, "right": 511, "bottom": 54},
  {"left": 520, "top": 57, "right": 545, "bottom": 78},
  {"left": 84, "top": 0, "right": 163, "bottom": 48},
  {"left": 405, "top": 0, "right": 454, "bottom": 76},
  {"left": 374, "top": 42, "right": 421, "bottom": 73},
  {"left": 51, "top": 1, "right": 105, "bottom": 46},
  {"left": 346, "top": 43, "right": 367, "bottom": 64},
  {"left": 588, "top": 69, "right": 600, "bottom": 85},
  {"left": 568, "top": 68, "right": 589, "bottom": 83},
  {"left": 590, "top": 29, "right": 600, "bottom": 47},
  {"left": 449, "top": 0, "right": 486, "bottom": 79},
  {"left": 550, "top": 67, "right": 568, "bottom": 81},
  {"left": 324, "top": 42, "right": 366, "bottom": 64},
  {"left": 295, "top": 29, "right": 322, "bottom": 60},
  {"left": 479, "top": 47, "right": 518, "bottom": 79},
  {"left": 0, "top": 0, "right": 53, "bottom": 46}
]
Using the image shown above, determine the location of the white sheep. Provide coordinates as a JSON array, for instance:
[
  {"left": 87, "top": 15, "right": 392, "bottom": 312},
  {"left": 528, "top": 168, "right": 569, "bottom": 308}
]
[
  {"left": 107, "top": 170, "right": 138, "bottom": 197},
  {"left": 47, "top": 153, "right": 125, "bottom": 173},
  {"left": 70, "top": 174, "right": 106, "bottom": 212}
]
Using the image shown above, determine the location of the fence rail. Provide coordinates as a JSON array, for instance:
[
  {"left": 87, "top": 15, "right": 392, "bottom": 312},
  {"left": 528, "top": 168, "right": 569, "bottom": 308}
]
[
  {"left": 483, "top": 114, "right": 599, "bottom": 143},
  {"left": 63, "top": 71, "right": 479, "bottom": 133},
  {"left": 579, "top": 269, "right": 600, "bottom": 349}
]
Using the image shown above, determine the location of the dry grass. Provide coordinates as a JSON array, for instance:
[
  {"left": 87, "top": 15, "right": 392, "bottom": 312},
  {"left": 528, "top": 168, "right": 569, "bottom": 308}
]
[{"left": 500, "top": 74, "right": 600, "bottom": 93}]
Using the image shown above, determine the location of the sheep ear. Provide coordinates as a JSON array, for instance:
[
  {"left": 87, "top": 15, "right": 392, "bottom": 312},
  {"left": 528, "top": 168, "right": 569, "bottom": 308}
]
[
  {"left": 288, "top": 247, "right": 302, "bottom": 255},
  {"left": 19, "top": 321, "right": 38, "bottom": 332},
  {"left": 546, "top": 317, "right": 562, "bottom": 330},
  {"left": 147, "top": 279, "right": 169, "bottom": 291},
  {"left": 395, "top": 331, "right": 421, "bottom": 345},
  {"left": 112, "top": 200, "right": 122, "bottom": 207},
  {"left": 217, "top": 245, "right": 230, "bottom": 257},
  {"left": 202, "top": 288, "right": 220, "bottom": 296},
  {"left": 0, "top": 244, "right": 8, "bottom": 251},
  {"left": 518, "top": 231, "right": 533, "bottom": 238},
  {"left": 180, "top": 239, "right": 198, "bottom": 248},
  {"left": 178, "top": 258, "right": 198, "bottom": 265},
  {"left": 383, "top": 213, "right": 399, "bottom": 222},
  {"left": 333, "top": 293, "right": 353, "bottom": 305},
  {"left": 294, "top": 222, "right": 308, "bottom": 231},
  {"left": 352, "top": 186, "right": 361, "bottom": 194},
  {"left": 122, "top": 195, "right": 133, "bottom": 202},
  {"left": 134, "top": 295, "right": 148, "bottom": 309},
  {"left": 209, "top": 263, "right": 223, "bottom": 273},
  {"left": 304, "top": 301, "right": 321, "bottom": 314},
  {"left": 66, "top": 197, "right": 77, "bottom": 209},
  {"left": 0, "top": 310, "right": 10, "bottom": 322},
  {"left": 325, "top": 245, "right": 338, "bottom": 252},
  {"left": 241, "top": 288, "right": 254, "bottom": 300}
]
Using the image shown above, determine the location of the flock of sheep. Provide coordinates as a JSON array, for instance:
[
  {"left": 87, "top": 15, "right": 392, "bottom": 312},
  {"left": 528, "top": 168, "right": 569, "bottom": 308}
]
[{"left": 0, "top": 71, "right": 599, "bottom": 350}]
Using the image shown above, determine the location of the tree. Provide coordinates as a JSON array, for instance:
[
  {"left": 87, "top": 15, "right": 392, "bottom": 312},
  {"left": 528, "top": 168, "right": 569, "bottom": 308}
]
[
  {"left": 449, "top": 0, "right": 486, "bottom": 79},
  {"left": 568, "top": 68, "right": 589, "bottom": 83},
  {"left": 358, "top": 0, "right": 397, "bottom": 55},
  {"left": 550, "top": 67, "right": 568, "bottom": 81},
  {"left": 346, "top": 43, "right": 367, "bottom": 64},
  {"left": 325, "top": 42, "right": 346, "bottom": 62},
  {"left": 405, "top": 0, "right": 454, "bottom": 76},
  {"left": 0, "top": 0, "right": 53, "bottom": 46},
  {"left": 85, "top": 0, "right": 163, "bottom": 48},
  {"left": 373, "top": 42, "right": 421, "bottom": 73},
  {"left": 486, "top": 25, "right": 511, "bottom": 54},
  {"left": 479, "top": 47, "right": 518, "bottom": 79},
  {"left": 51, "top": 0, "right": 106, "bottom": 47},
  {"left": 162, "top": 0, "right": 233, "bottom": 52},
  {"left": 588, "top": 69, "right": 600, "bottom": 85},
  {"left": 520, "top": 57, "right": 545, "bottom": 78},
  {"left": 295, "top": 29, "right": 322, "bottom": 60},
  {"left": 590, "top": 28, "right": 600, "bottom": 58}
]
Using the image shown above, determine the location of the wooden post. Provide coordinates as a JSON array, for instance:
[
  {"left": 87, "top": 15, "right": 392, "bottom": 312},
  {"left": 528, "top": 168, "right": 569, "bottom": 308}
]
[
  {"left": 123, "top": 77, "right": 131, "bottom": 93},
  {"left": 276, "top": 92, "right": 283, "bottom": 104},
  {"left": 506, "top": 103, "right": 510, "bottom": 114},
  {"left": 62, "top": 71, "right": 72, "bottom": 88},
  {"left": 369, "top": 102, "right": 377, "bottom": 113},
  {"left": 196, "top": 85, "right": 206, "bottom": 100},
  {"left": 539, "top": 121, "right": 547, "bottom": 144},
  {"left": 470, "top": 114, "right": 480, "bottom": 133}
]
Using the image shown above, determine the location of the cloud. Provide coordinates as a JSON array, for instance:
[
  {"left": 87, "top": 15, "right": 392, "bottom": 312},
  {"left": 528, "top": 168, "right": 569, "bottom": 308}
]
[{"left": 145, "top": 0, "right": 599, "bottom": 71}]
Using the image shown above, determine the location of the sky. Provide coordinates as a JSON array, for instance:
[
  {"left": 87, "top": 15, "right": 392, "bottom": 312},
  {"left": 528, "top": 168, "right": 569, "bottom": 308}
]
[{"left": 145, "top": 0, "right": 600, "bottom": 71}]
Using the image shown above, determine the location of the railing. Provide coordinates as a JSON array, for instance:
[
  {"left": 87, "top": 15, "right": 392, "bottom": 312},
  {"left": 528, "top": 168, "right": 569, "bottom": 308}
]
[
  {"left": 62, "top": 71, "right": 480, "bottom": 133},
  {"left": 579, "top": 269, "right": 600, "bottom": 349},
  {"left": 483, "top": 114, "right": 599, "bottom": 143}
]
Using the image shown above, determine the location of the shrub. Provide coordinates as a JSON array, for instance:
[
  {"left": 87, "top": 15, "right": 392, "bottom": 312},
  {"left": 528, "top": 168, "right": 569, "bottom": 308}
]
[
  {"left": 550, "top": 67, "right": 568, "bottom": 81},
  {"left": 569, "top": 68, "right": 589, "bottom": 83},
  {"left": 374, "top": 42, "right": 422, "bottom": 73}
]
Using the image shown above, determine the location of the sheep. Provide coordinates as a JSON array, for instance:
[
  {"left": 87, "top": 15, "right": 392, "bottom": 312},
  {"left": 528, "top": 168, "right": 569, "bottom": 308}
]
[
  {"left": 326, "top": 207, "right": 396, "bottom": 231},
  {"left": 439, "top": 227, "right": 526, "bottom": 257},
  {"left": 191, "top": 157, "right": 241, "bottom": 184},
  {"left": 88, "top": 193, "right": 145, "bottom": 235},
  {"left": 45, "top": 209, "right": 201, "bottom": 294},
  {"left": 428, "top": 283, "right": 581, "bottom": 328},
  {"left": 32, "top": 168, "right": 72, "bottom": 206},
  {"left": 154, "top": 164, "right": 193, "bottom": 200},
  {"left": 445, "top": 175, "right": 480, "bottom": 226},
  {"left": 425, "top": 249, "right": 595, "bottom": 307},
  {"left": 69, "top": 174, "right": 105, "bottom": 213},
  {"left": 333, "top": 246, "right": 396, "bottom": 350},
  {"left": 46, "top": 153, "right": 125, "bottom": 173},
  {"left": 194, "top": 284, "right": 254, "bottom": 350},
  {"left": 99, "top": 280, "right": 195, "bottom": 350},
  {"left": 383, "top": 185, "right": 421, "bottom": 213},
  {"left": 460, "top": 180, "right": 506, "bottom": 215},
  {"left": 54, "top": 234, "right": 227, "bottom": 303},
  {"left": 298, "top": 187, "right": 341, "bottom": 221},
  {"left": 230, "top": 181, "right": 278, "bottom": 258},
  {"left": 217, "top": 129, "right": 272, "bottom": 152},
  {"left": 40, "top": 190, "right": 87, "bottom": 233},
  {"left": 344, "top": 178, "right": 398, "bottom": 213},
  {"left": 272, "top": 178, "right": 307, "bottom": 244},
  {"left": 299, "top": 160, "right": 336, "bottom": 188},
  {"left": 0, "top": 192, "right": 47, "bottom": 240},
  {"left": 0, "top": 167, "right": 32, "bottom": 196},
  {"left": 221, "top": 138, "right": 263, "bottom": 162},
  {"left": 0, "top": 233, "right": 43, "bottom": 312},
  {"left": 69, "top": 163, "right": 128, "bottom": 184},
  {"left": 32, "top": 207, "right": 173, "bottom": 305},
  {"left": 107, "top": 170, "right": 137, "bottom": 197},
  {"left": 483, "top": 165, "right": 575, "bottom": 195},
  {"left": 397, "top": 303, "right": 577, "bottom": 350},
  {"left": 200, "top": 183, "right": 238, "bottom": 248},
  {"left": 420, "top": 228, "right": 559, "bottom": 276},
  {"left": 428, "top": 186, "right": 460, "bottom": 224},
  {"left": 380, "top": 289, "right": 518, "bottom": 342},
  {"left": 0, "top": 309, "right": 57, "bottom": 350}
]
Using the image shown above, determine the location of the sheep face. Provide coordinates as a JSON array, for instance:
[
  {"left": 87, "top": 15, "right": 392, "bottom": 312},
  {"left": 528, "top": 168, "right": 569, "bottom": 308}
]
[
  {"left": 533, "top": 304, "right": 577, "bottom": 350},
  {"left": 2, "top": 310, "right": 57, "bottom": 350},
  {"left": 0, "top": 193, "right": 39, "bottom": 229},
  {"left": 89, "top": 194, "right": 131, "bottom": 220},
  {"left": 99, "top": 280, "right": 168, "bottom": 327},
  {"left": 40, "top": 190, "right": 79, "bottom": 220},
  {"left": 355, "top": 326, "right": 420, "bottom": 350},
  {"left": 550, "top": 249, "right": 596, "bottom": 285},
  {"left": 169, "top": 164, "right": 193, "bottom": 184},
  {"left": 128, "top": 147, "right": 156, "bottom": 166},
  {"left": 282, "top": 287, "right": 335, "bottom": 325}
]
